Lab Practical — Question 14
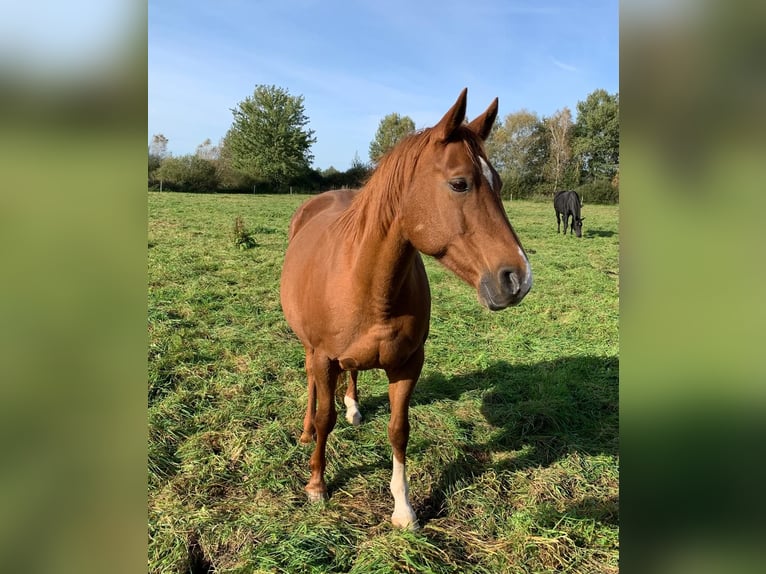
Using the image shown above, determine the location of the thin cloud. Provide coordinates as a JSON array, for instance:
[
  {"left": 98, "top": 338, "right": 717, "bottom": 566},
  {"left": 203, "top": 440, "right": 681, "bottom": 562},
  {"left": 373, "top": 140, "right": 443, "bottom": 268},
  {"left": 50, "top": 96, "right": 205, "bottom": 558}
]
[
  {"left": 552, "top": 57, "right": 579, "bottom": 72},
  {"left": 148, "top": 1, "right": 617, "bottom": 169}
]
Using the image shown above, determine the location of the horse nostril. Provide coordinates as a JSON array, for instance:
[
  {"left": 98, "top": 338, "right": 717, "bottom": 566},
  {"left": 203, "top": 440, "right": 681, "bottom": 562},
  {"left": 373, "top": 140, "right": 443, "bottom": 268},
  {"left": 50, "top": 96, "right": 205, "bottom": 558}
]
[
  {"left": 501, "top": 268, "right": 520, "bottom": 296},
  {"left": 480, "top": 266, "right": 530, "bottom": 310}
]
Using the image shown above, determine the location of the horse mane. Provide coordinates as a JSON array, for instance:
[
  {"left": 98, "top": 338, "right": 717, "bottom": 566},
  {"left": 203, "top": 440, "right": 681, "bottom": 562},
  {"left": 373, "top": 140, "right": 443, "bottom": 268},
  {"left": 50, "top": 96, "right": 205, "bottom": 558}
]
[{"left": 335, "top": 124, "right": 486, "bottom": 242}]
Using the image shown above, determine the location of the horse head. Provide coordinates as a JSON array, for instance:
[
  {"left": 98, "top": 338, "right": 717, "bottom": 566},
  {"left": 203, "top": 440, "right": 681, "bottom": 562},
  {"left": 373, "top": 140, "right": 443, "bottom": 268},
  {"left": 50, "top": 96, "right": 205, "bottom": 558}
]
[{"left": 400, "top": 88, "right": 532, "bottom": 310}]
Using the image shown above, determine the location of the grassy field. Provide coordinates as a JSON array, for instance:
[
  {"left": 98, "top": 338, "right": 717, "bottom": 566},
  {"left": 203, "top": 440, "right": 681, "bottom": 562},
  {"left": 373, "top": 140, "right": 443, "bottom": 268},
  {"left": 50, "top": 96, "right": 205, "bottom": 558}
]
[{"left": 148, "top": 191, "right": 619, "bottom": 573}]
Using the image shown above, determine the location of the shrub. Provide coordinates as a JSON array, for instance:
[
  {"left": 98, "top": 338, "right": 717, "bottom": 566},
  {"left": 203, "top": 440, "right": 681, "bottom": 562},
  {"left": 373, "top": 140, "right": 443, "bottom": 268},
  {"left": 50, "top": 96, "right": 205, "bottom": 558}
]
[
  {"left": 155, "top": 155, "right": 219, "bottom": 192},
  {"left": 232, "top": 216, "right": 257, "bottom": 249},
  {"left": 577, "top": 178, "right": 619, "bottom": 204}
]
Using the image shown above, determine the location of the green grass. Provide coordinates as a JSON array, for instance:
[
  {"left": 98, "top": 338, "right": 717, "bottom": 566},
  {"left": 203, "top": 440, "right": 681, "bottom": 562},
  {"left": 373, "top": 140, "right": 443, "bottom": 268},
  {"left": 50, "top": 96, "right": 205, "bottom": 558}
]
[{"left": 148, "top": 191, "right": 618, "bottom": 573}]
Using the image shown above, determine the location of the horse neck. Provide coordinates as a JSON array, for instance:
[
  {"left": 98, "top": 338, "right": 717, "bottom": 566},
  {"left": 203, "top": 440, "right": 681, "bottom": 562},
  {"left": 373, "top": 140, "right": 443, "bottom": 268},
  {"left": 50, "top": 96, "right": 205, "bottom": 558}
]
[
  {"left": 337, "top": 133, "right": 432, "bottom": 306},
  {"left": 341, "top": 180, "right": 418, "bottom": 307}
]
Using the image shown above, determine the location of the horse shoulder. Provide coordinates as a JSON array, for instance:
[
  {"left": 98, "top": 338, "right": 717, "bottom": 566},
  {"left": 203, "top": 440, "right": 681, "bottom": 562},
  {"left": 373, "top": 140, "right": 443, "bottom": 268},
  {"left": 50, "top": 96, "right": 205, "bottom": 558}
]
[{"left": 288, "top": 189, "right": 359, "bottom": 241}]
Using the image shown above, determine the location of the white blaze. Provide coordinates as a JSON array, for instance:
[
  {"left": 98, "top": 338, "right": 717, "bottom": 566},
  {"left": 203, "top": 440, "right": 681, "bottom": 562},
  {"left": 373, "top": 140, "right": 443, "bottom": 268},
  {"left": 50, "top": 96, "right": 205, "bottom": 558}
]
[
  {"left": 521, "top": 253, "right": 533, "bottom": 292},
  {"left": 479, "top": 156, "right": 532, "bottom": 291},
  {"left": 480, "top": 157, "right": 494, "bottom": 192}
]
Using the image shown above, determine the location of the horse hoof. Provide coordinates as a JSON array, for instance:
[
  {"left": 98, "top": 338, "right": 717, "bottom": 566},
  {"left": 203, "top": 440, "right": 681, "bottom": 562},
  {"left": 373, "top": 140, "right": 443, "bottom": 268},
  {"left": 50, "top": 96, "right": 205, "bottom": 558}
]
[
  {"left": 299, "top": 432, "right": 314, "bottom": 444},
  {"left": 344, "top": 397, "right": 362, "bottom": 426},
  {"left": 391, "top": 513, "right": 420, "bottom": 530},
  {"left": 306, "top": 489, "right": 328, "bottom": 503},
  {"left": 346, "top": 411, "right": 362, "bottom": 426}
]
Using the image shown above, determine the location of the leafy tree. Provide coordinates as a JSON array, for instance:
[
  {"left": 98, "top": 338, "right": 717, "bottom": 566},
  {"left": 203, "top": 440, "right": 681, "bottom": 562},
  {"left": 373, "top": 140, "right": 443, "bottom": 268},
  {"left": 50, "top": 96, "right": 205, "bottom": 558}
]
[
  {"left": 148, "top": 133, "right": 169, "bottom": 187},
  {"left": 217, "top": 135, "right": 254, "bottom": 191},
  {"left": 195, "top": 138, "right": 219, "bottom": 161},
  {"left": 486, "top": 110, "right": 547, "bottom": 199},
  {"left": 345, "top": 151, "right": 372, "bottom": 188},
  {"left": 572, "top": 89, "right": 619, "bottom": 183},
  {"left": 149, "top": 133, "right": 168, "bottom": 161},
  {"left": 369, "top": 113, "right": 415, "bottom": 164},
  {"left": 544, "top": 107, "right": 576, "bottom": 193},
  {"left": 224, "top": 85, "right": 316, "bottom": 191}
]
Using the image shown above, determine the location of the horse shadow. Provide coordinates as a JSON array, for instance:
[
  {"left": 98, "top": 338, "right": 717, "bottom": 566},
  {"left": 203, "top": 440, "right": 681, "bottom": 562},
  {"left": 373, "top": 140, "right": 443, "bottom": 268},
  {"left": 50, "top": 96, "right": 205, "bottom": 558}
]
[
  {"left": 584, "top": 228, "right": 617, "bottom": 238},
  {"left": 341, "top": 355, "right": 618, "bottom": 523}
]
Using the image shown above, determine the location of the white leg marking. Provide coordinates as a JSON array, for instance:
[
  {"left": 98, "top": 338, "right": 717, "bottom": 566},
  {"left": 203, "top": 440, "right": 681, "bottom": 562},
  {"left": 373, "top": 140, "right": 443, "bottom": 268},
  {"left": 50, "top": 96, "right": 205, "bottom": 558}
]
[
  {"left": 390, "top": 456, "right": 418, "bottom": 529},
  {"left": 344, "top": 395, "right": 362, "bottom": 426}
]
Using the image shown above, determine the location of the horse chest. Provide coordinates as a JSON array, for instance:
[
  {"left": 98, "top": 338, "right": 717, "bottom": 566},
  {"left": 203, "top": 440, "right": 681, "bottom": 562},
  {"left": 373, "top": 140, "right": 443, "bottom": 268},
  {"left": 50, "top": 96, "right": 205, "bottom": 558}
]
[{"left": 338, "top": 318, "right": 426, "bottom": 372}]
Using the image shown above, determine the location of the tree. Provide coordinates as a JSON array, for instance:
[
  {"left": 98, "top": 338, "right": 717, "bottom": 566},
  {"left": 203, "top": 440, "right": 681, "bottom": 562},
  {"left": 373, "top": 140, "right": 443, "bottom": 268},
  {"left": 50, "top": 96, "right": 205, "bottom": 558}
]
[
  {"left": 148, "top": 134, "right": 169, "bottom": 188},
  {"left": 344, "top": 151, "right": 372, "bottom": 188},
  {"left": 217, "top": 135, "right": 254, "bottom": 191},
  {"left": 224, "top": 85, "right": 316, "bottom": 191},
  {"left": 368, "top": 113, "right": 415, "bottom": 165},
  {"left": 544, "top": 107, "right": 575, "bottom": 193},
  {"left": 572, "top": 89, "right": 619, "bottom": 183},
  {"left": 149, "top": 133, "right": 168, "bottom": 160},
  {"left": 485, "top": 110, "right": 547, "bottom": 199},
  {"left": 195, "top": 138, "right": 219, "bottom": 161}
]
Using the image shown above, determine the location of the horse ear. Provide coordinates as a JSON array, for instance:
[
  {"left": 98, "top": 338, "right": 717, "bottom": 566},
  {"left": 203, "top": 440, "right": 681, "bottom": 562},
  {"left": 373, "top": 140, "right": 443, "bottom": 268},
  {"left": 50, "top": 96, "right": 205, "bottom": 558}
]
[
  {"left": 434, "top": 88, "right": 468, "bottom": 142},
  {"left": 466, "top": 97, "right": 499, "bottom": 141}
]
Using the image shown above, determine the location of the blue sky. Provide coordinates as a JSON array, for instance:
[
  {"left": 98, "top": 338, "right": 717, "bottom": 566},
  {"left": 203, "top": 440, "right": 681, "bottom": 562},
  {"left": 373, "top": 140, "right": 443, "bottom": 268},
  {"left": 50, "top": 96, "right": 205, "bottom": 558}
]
[{"left": 149, "top": 0, "right": 618, "bottom": 171}]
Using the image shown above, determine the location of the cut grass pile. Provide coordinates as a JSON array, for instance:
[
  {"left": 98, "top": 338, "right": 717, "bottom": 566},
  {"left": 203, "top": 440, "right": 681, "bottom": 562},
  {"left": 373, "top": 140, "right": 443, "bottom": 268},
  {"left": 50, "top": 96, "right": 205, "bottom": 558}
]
[{"left": 148, "top": 192, "right": 619, "bottom": 573}]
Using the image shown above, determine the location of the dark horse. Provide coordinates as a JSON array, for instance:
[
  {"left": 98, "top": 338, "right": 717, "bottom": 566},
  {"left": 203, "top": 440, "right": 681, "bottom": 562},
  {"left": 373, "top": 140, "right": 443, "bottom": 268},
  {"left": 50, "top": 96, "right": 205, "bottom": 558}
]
[
  {"left": 280, "top": 89, "right": 532, "bottom": 529},
  {"left": 554, "top": 190, "right": 584, "bottom": 237}
]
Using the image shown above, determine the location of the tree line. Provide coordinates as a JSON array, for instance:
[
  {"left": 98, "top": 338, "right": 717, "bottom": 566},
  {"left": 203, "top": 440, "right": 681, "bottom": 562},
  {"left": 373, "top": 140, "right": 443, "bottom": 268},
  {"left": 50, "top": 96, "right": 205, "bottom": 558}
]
[{"left": 149, "top": 84, "right": 618, "bottom": 203}]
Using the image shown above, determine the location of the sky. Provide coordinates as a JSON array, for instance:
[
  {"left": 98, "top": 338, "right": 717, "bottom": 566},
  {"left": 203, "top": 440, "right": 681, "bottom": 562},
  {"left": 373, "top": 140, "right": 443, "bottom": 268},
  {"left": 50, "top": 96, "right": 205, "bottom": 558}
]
[{"left": 149, "top": 0, "right": 618, "bottom": 171}]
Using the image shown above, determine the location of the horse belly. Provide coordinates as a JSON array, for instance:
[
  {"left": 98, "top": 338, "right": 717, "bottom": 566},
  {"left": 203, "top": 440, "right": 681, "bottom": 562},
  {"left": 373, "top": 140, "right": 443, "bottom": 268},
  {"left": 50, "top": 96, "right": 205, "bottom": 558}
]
[
  {"left": 280, "top": 255, "right": 336, "bottom": 347},
  {"left": 280, "top": 203, "right": 349, "bottom": 344}
]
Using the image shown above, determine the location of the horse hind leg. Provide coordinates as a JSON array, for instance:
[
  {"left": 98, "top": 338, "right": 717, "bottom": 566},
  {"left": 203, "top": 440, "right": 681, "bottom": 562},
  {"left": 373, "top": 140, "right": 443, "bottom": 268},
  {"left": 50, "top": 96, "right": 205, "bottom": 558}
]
[
  {"left": 305, "top": 352, "right": 340, "bottom": 502},
  {"left": 343, "top": 370, "right": 362, "bottom": 426},
  {"left": 299, "top": 346, "right": 317, "bottom": 444}
]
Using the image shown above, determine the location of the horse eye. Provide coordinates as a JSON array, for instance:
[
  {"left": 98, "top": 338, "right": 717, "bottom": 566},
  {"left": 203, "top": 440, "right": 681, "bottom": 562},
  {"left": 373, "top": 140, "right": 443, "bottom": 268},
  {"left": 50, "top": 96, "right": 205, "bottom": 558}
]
[{"left": 449, "top": 179, "right": 469, "bottom": 193}]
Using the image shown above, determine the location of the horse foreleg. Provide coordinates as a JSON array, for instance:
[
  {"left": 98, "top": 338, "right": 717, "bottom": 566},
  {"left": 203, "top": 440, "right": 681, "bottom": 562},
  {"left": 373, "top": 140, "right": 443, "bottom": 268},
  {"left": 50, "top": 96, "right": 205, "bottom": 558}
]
[
  {"left": 386, "top": 347, "right": 423, "bottom": 529},
  {"left": 556, "top": 212, "right": 561, "bottom": 233},
  {"left": 344, "top": 370, "right": 362, "bottom": 425},
  {"left": 305, "top": 352, "right": 340, "bottom": 502}
]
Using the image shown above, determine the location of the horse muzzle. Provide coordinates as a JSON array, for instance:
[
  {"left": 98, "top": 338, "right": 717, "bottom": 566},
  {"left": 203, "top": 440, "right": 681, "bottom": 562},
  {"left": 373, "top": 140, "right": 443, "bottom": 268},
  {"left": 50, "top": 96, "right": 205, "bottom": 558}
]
[{"left": 478, "top": 266, "right": 532, "bottom": 310}]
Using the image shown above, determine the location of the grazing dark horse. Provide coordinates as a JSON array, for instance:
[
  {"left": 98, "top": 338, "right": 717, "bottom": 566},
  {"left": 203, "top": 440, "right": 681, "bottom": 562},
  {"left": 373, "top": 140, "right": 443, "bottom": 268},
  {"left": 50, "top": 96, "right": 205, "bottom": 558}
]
[
  {"left": 280, "top": 89, "right": 532, "bottom": 529},
  {"left": 554, "top": 190, "right": 584, "bottom": 237}
]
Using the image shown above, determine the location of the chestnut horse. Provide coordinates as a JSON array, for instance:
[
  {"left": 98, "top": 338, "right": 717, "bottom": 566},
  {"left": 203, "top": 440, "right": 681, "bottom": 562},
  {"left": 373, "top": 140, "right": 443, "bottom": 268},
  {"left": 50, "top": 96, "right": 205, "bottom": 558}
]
[{"left": 280, "top": 89, "right": 532, "bottom": 529}]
